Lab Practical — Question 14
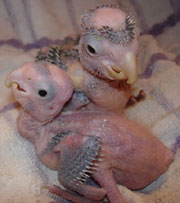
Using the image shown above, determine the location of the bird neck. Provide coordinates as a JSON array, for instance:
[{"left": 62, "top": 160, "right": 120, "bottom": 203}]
[{"left": 17, "top": 110, "right": 45, "bottom": 143}]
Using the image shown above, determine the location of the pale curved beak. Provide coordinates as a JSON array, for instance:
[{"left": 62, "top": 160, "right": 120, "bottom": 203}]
[
  {"left": 105, "top": 52, "right": 138, "bottom": 85},
  {"left": 5, "top": 68, "right": 22, "bottom": 88},
  {"left": 5, "top": 68, "right": 27, "bottom": 95},
  {"left": 5, "top": 75, "right": 14, "bottom": 88},
  {"left": 6, "top": 81, "right": 18, "bottom": 89}
]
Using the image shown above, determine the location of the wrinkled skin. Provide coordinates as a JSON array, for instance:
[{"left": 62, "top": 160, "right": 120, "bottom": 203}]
[
  {"left": 36, "top": 5, "right": 139, "bottom": 112},
  {"left": 6, "top": 62, "right": 174, "bottom": 203}
]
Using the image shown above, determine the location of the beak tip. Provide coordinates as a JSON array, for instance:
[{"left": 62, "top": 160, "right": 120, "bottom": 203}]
[
  {"left": 127, "top": 78, "right": 137, "bottom": 85},
  {"left": 5, "top": 79, "right": 10, "bottom": 88}
]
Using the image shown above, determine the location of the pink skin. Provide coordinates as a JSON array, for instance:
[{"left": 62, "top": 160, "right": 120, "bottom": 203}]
[
  {"left": 35, "top": 7, "right": 138, "bottom": 112},
  {"left": 6, "top": 62, "right": 73, "bottom": 123},
  {"left": 76, "top": 68, "right": 131, "bottom": 112},
  {"left": 78, "top": 7, "right": 139, "bottom": 111},
  {"left": 6, "top": 62, "right": 174, "bottom": 203},
  {"left": 93, "top": 8, "right": 127, "bottom": 29},
  {"left": 79, "top": 7, "right": 139, "bottom": 80}
]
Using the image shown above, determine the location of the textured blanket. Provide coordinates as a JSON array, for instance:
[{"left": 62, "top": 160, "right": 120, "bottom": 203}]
[{"left": 0, "top": 0, "right": 180, "bottom": 202}]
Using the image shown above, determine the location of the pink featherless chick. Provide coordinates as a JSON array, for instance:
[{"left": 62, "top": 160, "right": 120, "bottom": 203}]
[{"left": 6, "top": 62, "right": 173, "bottom": 203}]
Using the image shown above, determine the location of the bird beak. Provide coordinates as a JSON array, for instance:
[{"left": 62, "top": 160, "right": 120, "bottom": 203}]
[
  {"left": 5, "top": 68, "right": 21, "bottom": 88},
  {"left": 5, "top": 80, "right": 18, "bottom": 89},
  {"left": 105, "top": 52, "right": 138, "bottom": 85},
  {"left": 5, "top": 68, "right": 26, "bottom": 93},
  {"left": 5, "top": 75, "right": 15, "bottom": 89}
]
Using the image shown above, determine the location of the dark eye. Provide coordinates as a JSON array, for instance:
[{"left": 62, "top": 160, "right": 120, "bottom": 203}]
[
  {"left": 87, "top": 44, "right": 96, "bottom": 55},
  {"left": 38, "top": 89, "right": 48, "bottom": 97}
]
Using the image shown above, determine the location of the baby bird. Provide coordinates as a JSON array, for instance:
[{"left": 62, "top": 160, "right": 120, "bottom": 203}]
[
  {"left": 36, "top": 5, "right": 139, "bottom": 112},
  {"left": 6, "top": 62, "right": 173, "bottom": 203}
]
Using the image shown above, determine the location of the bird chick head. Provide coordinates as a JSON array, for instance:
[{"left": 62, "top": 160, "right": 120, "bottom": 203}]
[
  {"left": 6, "top": 62, "right": 73, "bottom": 123},
  {"left": 79, "top": 5, "right": 139, "bottom": 84}
]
